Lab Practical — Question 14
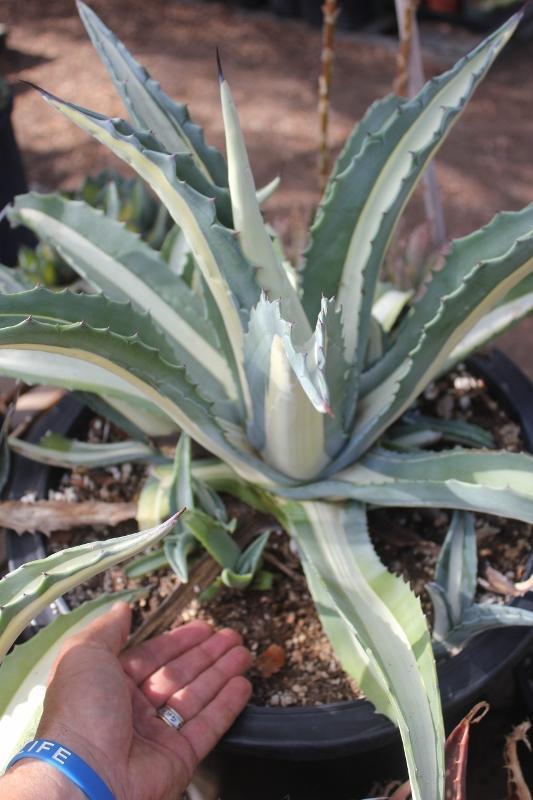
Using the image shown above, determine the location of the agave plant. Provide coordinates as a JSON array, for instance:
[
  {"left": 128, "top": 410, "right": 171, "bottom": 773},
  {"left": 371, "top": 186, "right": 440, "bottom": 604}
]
[
  {"left": 1, "top": 4, "right": 533, "bottom": 797},
  {"left": 427, "top": 511, "right": 533, "bottom": 656}
]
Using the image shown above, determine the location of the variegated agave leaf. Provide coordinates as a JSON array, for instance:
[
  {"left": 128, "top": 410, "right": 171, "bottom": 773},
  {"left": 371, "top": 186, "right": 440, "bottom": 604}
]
[
  {"left": 283, "top": 447, "right": 533, "bottom": 524},
  {"left": 0, "top": 590, "right": 142, "bottom": 772},
  {"left": 243, "top": 294, "right": 339, "bottom": 480},
  {"left": 76, "top": 0, "right": 228, "bottom": 188},
  {"left": 386, "top": 414, "right": 494, "bottom": 450},
  {"left": 218, "top": 56, "right": 311, "bottom": 344},
  {"left": 443, "top": 272, "right": 533, "bottom": 373},
  {"left": 25, "top": 88, "right": 261, "bottom": 416},
  {"left": 280, "top": 500, "right": 444, "bottom": 800},
  {"left": 336, "top": 206, "right": 533, "bottom": 469},
  {"left": 0, "top": 317, "right": 285, "bottom": 487},
  {"left": 8, "top": 196, "right": 240, "bottom": 412},
  {"left": 0, "top": 513, "right": 179, "bottom": 661},
  {"left": 302, "top": 13, "right": 521, "bottom": 431}
]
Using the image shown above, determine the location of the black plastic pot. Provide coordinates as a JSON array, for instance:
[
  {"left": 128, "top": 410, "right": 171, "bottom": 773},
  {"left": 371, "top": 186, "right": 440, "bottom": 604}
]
[
  {"left": 0, "top": 83, "right": 35, "bottom": 267},
  {"left": 5, "top": 351, "right": 533, "bottom": 799}
]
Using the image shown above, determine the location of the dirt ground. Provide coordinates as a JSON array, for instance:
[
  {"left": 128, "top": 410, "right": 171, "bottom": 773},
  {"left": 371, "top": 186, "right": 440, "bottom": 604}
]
[{"left": 1, "top": 1, "right": 532, "bottom": 797}]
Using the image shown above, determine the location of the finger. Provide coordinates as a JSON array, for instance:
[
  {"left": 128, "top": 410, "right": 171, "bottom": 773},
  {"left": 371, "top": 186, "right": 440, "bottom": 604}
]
[
  {"left": 65, "top": 601, "right": 131, "bottom": 656},
  {"left": 166, "top": 645, "right": 252, "bottom": 721},
  {"left": 121, "top": 620, "right": 213, "bottom": 684},
  {"left": 140, "top": 628, "right": 242, "bottom": 706},
  {"left": 180, "top": 676, "right": 252, "bottom": 763}
]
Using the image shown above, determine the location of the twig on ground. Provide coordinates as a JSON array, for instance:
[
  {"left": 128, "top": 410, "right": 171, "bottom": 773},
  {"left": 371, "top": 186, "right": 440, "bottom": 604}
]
[{"left": 0, "top": 499, "right": 136, "bottom": 535}]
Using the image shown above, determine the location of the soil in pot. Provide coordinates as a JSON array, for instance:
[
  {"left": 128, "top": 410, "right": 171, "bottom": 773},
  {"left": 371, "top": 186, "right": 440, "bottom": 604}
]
[{"left": 39, "top": 362, "right": 532, "bottom": 709}]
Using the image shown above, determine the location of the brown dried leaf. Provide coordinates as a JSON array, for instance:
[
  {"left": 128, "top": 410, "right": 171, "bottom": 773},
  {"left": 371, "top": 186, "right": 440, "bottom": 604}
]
[
  {"left": 387, "top": 702, "right": 489, "bottom": 800},
  {"left": 255, "top": 643, "right": 286, "bottom": 678},
  {"left": 482, "top": 565, "right": 519, "bottom": 596},
  {"left": 0, "top": 499, "right": 136, "bottom": 535},
  {"left": 445, "top": 701, "right": 489, "bottom": 800},
  {"left": 505, "top": 721, "right": 532, "bottom": 800}
]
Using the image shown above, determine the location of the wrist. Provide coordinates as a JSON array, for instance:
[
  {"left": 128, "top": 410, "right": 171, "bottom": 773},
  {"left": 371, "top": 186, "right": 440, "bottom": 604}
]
[
  {"left": 36, "top": 725, "right": 120, "bottom": 799},
  {"left": 2, "top": 758, "right": 85, "bottom": 800}
]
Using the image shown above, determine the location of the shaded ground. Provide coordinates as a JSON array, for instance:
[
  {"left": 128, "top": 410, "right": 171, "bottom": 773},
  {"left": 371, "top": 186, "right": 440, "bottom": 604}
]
[{"left": 0, "top": 2, "right": 532, "bottom": 798}]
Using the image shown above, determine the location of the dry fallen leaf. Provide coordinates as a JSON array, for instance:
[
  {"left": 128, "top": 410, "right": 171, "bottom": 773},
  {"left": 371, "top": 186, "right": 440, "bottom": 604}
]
[
  {"left": 387, "top": 702, "right": 490, "bottom": 800},
  {"left": 504, "top": 720, "right": 532, "bottom": 800},
  {"left": 481, "top": 565, "right": 533, "bottom": 598},
  {"left": 481, "top": 565, "right": 520, "bottom": 596},
  {"left": 255, "top": 643, "right": 286, "bottom": 678},
  {"left": 0, "top": 499, "right": 136, "bottom": 535}
]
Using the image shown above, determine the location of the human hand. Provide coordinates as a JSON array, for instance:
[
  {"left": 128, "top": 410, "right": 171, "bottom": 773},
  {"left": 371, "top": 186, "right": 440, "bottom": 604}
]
[{"left": 5, "top": 602, "right": 252, "bottom": 800}]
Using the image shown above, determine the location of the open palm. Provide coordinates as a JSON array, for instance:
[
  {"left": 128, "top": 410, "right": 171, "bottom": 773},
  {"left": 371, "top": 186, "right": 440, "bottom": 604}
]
[{"left": 36, "top": 602, "right": 252, "bottom": 800}]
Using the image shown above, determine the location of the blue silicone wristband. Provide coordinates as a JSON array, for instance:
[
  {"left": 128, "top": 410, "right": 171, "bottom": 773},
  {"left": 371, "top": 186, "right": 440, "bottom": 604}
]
[{"left": 7, "top": 739, "right": 116, "bottom": 800}]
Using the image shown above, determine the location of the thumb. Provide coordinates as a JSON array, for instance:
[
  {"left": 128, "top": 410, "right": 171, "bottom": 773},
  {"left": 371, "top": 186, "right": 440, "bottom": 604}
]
[{"left": 77, "top": 601, "right": 132, "bottom": 655}]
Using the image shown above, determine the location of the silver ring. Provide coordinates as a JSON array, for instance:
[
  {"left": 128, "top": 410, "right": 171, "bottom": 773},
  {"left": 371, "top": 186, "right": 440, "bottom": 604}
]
[{"left": 156, "top": 705, "right": 185, "bottom": 731}]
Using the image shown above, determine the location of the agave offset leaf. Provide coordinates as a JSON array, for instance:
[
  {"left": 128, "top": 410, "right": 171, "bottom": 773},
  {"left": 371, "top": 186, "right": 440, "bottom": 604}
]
[
  {"left": 386, "top": 414, "right": 494, "bottom": 450},
  {"left": 220, "top": 530, "right": 271, "bottom": 589},
  {"left": 124, "top": 547, "right": 169, "bottom": 578},
  {"left": 0, "top": 513, "right": 179, "bottom": 662},
  {"left": 8, "top": 432, "right": 159, "bottom": 469},
  {"left": 192, "top": 477, "right": 228, "bottom": 522},
  {"left": 77, "top": 0, "right": 228, "bottom": 188},
  {"left": 302, "top": 14, "right": 520, "bottom": 429},
  {"left": 0, "top": 318, "right": 281, "bottom": 487},
  {"left": 243, "top": 296, "right": 329, "bottom": 480},
  {"left": 9, "top": 195, "right": 238, "bottom": 408},
  {"left": 339, "top": 206, "right": 533, "bottom": 466},
  {"left": 279, "top": 447, "right": 533, "bottom": 524},
  {"left": 163, "top": 433, "right": 196, "bottom": 579},
  {"left": 434, "top": 511, "right": 477, "bottom": 627},
  {"left": 137, "top": 465, "right": 173, "bottom": 528},
  {"left": 31, "top": 88, "right": 262, "bottom": 415},
  {"left": 182, "top": 509, "right": 240, "bottom": 570},
  {"left": 145, "top": 459, "right": 280, "bottom": 521},
  {"left": 219, "top": 61, "right": 311, "bottom": 344},
  {"left": 0, "top": 589, "right": 143, "bottom": 772},
  {"left": 444, "top": 604, "right": 533, "bottom": 652},
  {"left": 281, "top": 499, "right": 444, "bottom": 800}
]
